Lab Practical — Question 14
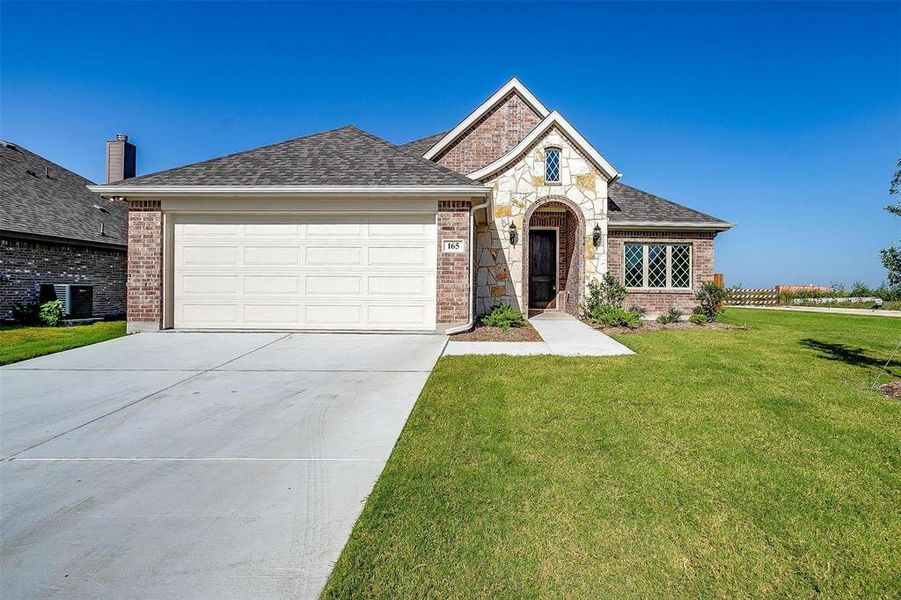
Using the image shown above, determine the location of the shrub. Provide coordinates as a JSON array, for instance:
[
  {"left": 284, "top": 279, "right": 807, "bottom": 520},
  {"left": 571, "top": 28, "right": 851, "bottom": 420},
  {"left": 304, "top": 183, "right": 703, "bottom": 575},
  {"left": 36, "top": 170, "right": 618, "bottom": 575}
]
[
  {"left": 38, "top": 300, "right": 64, "bottom": 327},
  {"left": 695, "top": 281, "right": 728, "bottom": 322},
  {"left": 656, "top": 307, "right": 682, "bottom": 324},
  {"left": 628, "top": 305, "right": 647, "bottom": 317},
  {"left": 584, "top": 274, "right": 627, "bottom": 312},
  {"left": 850, "top": 281, "right": 873, "bottom": 297},
  {"left": 481, "top": 303, "right": 525, "bottom": 331},
  {"left": 586, "top": 305, "right": 642, "bottom": 329},
  {"left": 12, "top": 301, "right": 41, "bottom": 325},
  {"left": 689, "top": 313, "right": 709, "bottom": 325},
  {"left": 874, "top": 284, "right": 901, "bottom": 301}
]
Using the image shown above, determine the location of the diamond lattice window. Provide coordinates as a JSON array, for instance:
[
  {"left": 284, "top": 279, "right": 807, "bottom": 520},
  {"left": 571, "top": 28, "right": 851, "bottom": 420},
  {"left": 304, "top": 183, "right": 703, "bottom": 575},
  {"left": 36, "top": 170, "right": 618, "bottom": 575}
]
[
  {"left": 545, "top": 148, "right": 560, "bottom": 182},
  {"left": 624, "top": 244, "right": 644, "bottom": 287},
  {"left": 671, "top": 244, "right": 691, "bottom": 288},
  {"left": 647, "top": 244, "right": 667, "bottom": 287},
  {"left": 622, "top": 243, "right": 693, "bottom": 288}
]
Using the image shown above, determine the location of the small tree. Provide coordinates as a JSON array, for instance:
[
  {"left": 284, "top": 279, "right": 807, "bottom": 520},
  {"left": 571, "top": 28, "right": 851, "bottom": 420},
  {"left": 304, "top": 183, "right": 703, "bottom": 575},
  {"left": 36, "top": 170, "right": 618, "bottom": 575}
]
[
  {"left": 881, "top": 159, "right": 901, "bottom": 287},
  {"left": 585, "top": 273, "right": 627, "bottom": 312},
  {"left": 695, "top": 281, "right": 727, "bottom": 322}
]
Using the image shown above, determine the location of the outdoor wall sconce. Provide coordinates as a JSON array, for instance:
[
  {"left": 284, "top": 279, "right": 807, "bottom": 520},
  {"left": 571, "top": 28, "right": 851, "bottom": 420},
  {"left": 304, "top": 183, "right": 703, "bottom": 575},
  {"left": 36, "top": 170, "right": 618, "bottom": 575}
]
[
  {"left": 592, "top": 223, "right": 602, "bottom": 247},
  {"left": 508, "top": 222, "right": 519, "bottom": 246}
]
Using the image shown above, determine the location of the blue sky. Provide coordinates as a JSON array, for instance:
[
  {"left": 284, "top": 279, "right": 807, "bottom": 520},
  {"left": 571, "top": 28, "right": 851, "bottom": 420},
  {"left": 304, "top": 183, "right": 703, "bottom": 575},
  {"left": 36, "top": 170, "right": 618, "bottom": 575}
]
[{"left": 2, "top": 1, "right": 899, "bottom": 287}]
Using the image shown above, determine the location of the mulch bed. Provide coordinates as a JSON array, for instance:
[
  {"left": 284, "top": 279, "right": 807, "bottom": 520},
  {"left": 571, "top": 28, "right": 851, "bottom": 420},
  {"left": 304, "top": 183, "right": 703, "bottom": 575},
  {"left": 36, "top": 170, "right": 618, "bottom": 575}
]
[
  {"left": 451, "top": 322, "right": 543, "bottom": 342},
  {"left": 880, "top": 380, "right": 901, "bottom": 398},
  {"left": 589, "top": 320, "right": 748, "bottom": 335}
]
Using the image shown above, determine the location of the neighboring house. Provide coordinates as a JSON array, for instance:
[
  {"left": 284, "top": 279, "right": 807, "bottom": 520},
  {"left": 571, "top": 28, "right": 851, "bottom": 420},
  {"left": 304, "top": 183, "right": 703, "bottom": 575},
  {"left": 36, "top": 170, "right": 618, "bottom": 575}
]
[
  {"left": 90, "top": 79, "right": 733, "bottom": 333},
  {"left": 0, "top": 137, "right": 135, "bottom": 320}
]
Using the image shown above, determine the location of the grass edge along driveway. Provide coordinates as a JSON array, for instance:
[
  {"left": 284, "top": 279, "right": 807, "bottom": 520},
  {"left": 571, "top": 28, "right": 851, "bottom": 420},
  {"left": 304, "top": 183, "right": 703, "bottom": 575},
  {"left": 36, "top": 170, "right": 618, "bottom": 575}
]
[
  {"left": 323, "top": 308, "right": 901, "bottom": 598},
  {"left": 0, "top": 321, "right": 126, "bottom": 365}
]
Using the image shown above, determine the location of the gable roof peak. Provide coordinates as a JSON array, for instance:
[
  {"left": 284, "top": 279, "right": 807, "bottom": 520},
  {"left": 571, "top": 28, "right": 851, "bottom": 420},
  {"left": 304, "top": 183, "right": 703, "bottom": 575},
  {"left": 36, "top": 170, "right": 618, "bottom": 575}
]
[
  {"left": 422, "top": 77, "right": 550, "bottom": 160},
  {"left": 467, "top": 109, "right": 622, "bottom": 182}
]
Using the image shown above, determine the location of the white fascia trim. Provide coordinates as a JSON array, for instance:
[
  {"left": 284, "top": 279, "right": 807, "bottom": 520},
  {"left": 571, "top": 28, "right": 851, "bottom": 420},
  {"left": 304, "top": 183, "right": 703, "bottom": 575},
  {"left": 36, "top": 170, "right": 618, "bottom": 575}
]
[
  {"left": 609, "top": 221, "right": 736, "bottom": 231},
  {"left": 422, "top": 78, "right": 550, "bottom": 160},
  {"left": 467, "top": 111, "right": 621, "bottom": 182},
  {"left": 87, "top": 185, "right": 491, "bottom": 198}
]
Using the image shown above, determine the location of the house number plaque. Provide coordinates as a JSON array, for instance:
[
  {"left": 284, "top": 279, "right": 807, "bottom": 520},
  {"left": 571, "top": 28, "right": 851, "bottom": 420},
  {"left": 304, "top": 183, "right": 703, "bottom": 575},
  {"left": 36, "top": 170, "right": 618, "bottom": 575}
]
[{"left": 442, "top": 239, "right": 465, "bottom": 253}]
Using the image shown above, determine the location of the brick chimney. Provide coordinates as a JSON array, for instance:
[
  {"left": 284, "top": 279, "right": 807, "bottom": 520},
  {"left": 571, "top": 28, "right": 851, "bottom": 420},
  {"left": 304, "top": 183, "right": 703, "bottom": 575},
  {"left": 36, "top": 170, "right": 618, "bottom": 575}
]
[{"left": 106, "top": 133, "right": 136, "bottom": 183}]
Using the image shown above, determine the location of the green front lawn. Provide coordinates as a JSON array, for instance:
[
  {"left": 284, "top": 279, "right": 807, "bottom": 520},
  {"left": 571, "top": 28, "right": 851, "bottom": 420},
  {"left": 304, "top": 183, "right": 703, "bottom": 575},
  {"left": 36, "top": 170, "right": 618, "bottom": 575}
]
[
  {"left": 0, "top": 321, "right": 127, "bottom": 365},
  {"left": 324, "top": 309, "right": 900, "bottom": 598}
]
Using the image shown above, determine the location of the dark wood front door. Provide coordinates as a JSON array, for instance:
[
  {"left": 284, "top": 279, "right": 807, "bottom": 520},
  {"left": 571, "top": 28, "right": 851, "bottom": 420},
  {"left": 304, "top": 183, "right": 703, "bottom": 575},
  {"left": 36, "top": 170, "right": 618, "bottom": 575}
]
[{"left": 529, "top": 229, "right": 557, "bottom": 309}]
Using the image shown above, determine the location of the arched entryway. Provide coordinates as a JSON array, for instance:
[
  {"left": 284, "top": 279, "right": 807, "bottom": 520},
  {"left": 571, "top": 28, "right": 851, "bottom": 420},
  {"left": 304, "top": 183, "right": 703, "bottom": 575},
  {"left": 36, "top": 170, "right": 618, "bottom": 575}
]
[{"left": 522, "top": 197, "right": 585, "bottom": 318}]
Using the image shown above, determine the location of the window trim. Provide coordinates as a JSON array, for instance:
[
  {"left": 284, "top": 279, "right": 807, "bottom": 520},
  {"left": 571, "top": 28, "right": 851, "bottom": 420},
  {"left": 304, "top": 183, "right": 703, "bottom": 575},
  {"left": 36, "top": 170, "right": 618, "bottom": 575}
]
[
  {"left": 544, "top": 147, "right": 561, "bottom": 184},
  {"left": 623, "top": 242, "right": 693, "bottom": 290}
]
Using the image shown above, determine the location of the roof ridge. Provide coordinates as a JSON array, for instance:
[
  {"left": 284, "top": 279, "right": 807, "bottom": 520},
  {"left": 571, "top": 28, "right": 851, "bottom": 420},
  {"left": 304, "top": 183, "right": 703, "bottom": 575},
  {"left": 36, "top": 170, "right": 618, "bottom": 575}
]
[
  {"left": 348, "top": 126, "right": 478, "bottom": 185},
  {"left": 611, "top": 181, "right": 727, "bottom": 223},
  {"left": 397, "top": 130, "right": 451, "bottom": 149},
  {"left": 118, "top": 125, "right": 356, "bottom": 185},
  {"left": 1, "top": 141, "right": 95, "bottom": 185}
]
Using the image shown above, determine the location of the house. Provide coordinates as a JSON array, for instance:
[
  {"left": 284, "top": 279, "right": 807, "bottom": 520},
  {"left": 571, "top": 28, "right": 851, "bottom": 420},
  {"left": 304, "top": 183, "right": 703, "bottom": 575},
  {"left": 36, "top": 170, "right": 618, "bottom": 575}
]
[
  {"left": 90, "top": 78, "right": 733, "bottom": 333},
  {"left": 0, "top": 137, "right": 134, "bottom": 320}
]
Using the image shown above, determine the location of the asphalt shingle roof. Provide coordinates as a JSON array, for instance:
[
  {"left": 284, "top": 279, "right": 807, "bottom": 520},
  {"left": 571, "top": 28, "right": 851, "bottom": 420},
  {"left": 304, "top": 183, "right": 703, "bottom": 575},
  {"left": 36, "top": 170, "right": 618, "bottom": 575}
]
[
  {"left": 607, "top": 182, "right": 730, "bottom": 227},
  {"left": 1, "top": 141, "right": 127, "bottom": 246},
  {"left": 105, "top": 126, "right": 478, "bottom": 188},
  {"left": 397, "top": 130, "right": 450, "bottom": 157}
]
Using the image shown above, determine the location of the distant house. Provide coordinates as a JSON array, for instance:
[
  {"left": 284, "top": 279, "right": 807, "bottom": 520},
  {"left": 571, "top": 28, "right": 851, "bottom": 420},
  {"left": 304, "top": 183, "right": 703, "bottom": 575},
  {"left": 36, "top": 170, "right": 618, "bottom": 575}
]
[{"left": 0, "top": 136, "right": 134, "bottom": 320}]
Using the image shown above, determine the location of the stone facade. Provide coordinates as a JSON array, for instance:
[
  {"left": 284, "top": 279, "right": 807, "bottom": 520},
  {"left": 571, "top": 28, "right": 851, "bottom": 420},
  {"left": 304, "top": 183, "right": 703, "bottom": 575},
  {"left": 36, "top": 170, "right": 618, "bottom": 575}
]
[
  {"left": 434, "top": 91, "right": 542, "bottom": 174},
  {"left": 472, "top": 127, "right": 607, "bottom": 316},
  {"left": 607, "top": 230, "right": 716, "bottom": 315},
  {"left": 0, "top": 236, "right": 126, "bottom": 320},
  {"left": 126, "top": 200, "right": 163, "bottom": 331},
  {"left": 437, "top": 200, "right": 471, "bottom": 324}
]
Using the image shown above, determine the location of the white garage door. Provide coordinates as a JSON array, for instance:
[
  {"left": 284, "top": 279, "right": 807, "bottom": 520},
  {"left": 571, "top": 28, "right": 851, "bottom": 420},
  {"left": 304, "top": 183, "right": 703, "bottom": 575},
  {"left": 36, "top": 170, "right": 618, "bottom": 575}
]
[{"left": 173, "top": 214, "right": 437, "bottom": 331}]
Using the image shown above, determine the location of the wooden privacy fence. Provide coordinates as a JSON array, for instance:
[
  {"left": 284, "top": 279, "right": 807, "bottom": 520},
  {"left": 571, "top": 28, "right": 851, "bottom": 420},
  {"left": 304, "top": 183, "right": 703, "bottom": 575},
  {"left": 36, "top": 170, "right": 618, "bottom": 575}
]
[{"left": 726, "top": 288, "right": 778, "bottom": 306}]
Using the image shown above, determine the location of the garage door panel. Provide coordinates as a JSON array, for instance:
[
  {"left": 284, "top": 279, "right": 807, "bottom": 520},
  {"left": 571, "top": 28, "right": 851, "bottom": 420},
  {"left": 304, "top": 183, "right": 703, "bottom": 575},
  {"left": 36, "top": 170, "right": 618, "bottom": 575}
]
[
  {"left": 305, "top": 304, "right": 363, "bottom": 325},
  {"left": 182, "top": 275, "right": 238, "bottom": 295},
  {"left": 243, "top": 223, "right": 300, "bottom": 236},
  {"left": 368, "top": 275, "right": 428, "bottom": 295},
  {"left": 243, "top": 246, "right": 300, "bottom": 265},
  {"left": 305, "top": 246, "right": 362, "bottom": 266},
  {"left": 243, "top": 304, "right": 299, "bottom": 324},
  {"left": 181, "top": 223, "right": 239, "bottom": 236},
  {"left": 183, "top": 246, "right": 238, "bottom": 265},
  {"left": 173, "top": 214, "right": 437, "bottom": 331},
  {"left": 368, "top": 246, "right": 427, "bottom": 266},
  {"left": 305, "top": 222, "right": 364, "bottom": 237},
  {"left": 182, "top": 304, "right": 237, "bottom": 324},
  {"left": 368, "top": 305, "right": 428, "bottom": 326},
  {"left": 243, "top": 275, "right": 300, "bottom": 295},
  {"left": 305, "top": 275, "right": 362, "bottom": 295}
]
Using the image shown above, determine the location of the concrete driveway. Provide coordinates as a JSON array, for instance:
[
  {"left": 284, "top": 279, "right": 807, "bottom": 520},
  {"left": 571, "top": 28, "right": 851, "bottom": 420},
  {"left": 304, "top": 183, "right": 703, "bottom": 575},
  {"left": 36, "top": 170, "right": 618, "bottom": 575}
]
[{"left": 0, "top": 332, "right": 446, "bottom": 599}]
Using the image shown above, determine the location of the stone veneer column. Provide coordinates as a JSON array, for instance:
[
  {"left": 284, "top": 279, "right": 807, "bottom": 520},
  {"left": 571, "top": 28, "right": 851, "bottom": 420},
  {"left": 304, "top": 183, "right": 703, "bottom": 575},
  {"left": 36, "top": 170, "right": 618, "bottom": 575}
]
[
  {"left": 436, "top": 200, "right": 471, "bottom": 324},
  {"left": 126, "top": 200, "right": 163, "bottom": 332}
]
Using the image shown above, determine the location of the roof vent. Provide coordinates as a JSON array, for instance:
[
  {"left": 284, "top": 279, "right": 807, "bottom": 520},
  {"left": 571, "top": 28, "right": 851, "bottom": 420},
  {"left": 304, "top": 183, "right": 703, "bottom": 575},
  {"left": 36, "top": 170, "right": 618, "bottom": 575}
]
[{"left": 115, "top": 133, "right": 128, "bottom": 142}]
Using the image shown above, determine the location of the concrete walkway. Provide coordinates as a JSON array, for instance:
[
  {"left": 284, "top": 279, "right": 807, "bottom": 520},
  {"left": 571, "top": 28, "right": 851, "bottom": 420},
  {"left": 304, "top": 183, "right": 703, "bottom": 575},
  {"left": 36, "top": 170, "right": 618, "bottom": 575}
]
[
  {"left": 445, "top": 312, "right": 634, "bottom": 357},
  {"left": 730, "top": 305, "right": 901, "bottom": 318}
]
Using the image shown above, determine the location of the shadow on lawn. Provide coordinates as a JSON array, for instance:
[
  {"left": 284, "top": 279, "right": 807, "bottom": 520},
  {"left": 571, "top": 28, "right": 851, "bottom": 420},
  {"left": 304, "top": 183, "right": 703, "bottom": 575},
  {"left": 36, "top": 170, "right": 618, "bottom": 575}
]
[{"left": 800, "top": 338, "right": 900, "bottom": 377}]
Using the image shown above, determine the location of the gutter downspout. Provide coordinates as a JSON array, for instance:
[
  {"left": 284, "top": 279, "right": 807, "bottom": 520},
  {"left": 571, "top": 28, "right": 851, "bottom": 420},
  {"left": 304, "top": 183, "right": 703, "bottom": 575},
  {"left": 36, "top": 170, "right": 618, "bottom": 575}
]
[{"left": 444, "top": 199, "right": 490, "bottom": 335}]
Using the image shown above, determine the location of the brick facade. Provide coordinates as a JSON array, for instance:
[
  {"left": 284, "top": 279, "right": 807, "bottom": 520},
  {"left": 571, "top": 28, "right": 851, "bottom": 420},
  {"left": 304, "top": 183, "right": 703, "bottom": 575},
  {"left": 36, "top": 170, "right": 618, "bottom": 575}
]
[
  {"left": 0, "top": 236, "right": 126, "bottom": 320},
  {"left": 437, "top": 200, "right": 471, "bottom": 324},
  {"left": 434, "top": 92, "right": 542, "bottom": 174},
  {"left": 607, "top": 230, "right": 716, "bottom": 315},
  {"left": 127, "top": 200, "right": 163, "bottom": 330}
]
